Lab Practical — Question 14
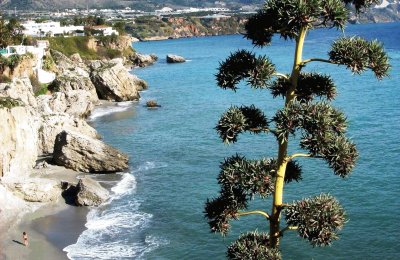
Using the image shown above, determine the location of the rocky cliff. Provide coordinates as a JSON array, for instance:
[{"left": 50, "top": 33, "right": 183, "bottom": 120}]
[
  {"left": 0, "top": 46, "right": 147, "bottom": 232},
  {"left": 0, "top": 78, "right": 39, "bottom": 178},
  {"left": 129, "top": 16, "right": 247, "bottom": 41}
]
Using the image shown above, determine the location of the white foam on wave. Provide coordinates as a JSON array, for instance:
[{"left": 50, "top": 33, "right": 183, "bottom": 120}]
[
  {"left": 111, "top": 172, "right": 137, "bottom": 197},
  {"left": 64, "top": 172, "right": 167, "bottom": 259},
  {"left": 132, "top": 161, "right": 168, "bottom": 173},
  {"left": 89, "top": 101, "right": 134, "bottom": 121}
]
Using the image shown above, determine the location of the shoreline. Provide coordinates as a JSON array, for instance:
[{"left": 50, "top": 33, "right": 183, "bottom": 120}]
[
  {"left": 0, "top": 163, "right": 87, "bottom": 260},
  {"left": 1, "top": 199, "right": 88, "bottom": 260},
  {"left": 1, "top": 101, "right": 132, "bottom": 260}
]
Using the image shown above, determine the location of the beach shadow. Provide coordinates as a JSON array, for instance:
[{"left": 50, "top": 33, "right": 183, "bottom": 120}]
[
  {"left": 61, "top": 181, "right": 78, "bottom": 206},
  {"left": 12, "top": 240, "right": 24, "bottom": 246}
]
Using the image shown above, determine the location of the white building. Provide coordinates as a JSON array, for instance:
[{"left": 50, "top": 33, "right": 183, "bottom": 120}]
[
  {"left": 155, "top": 7, "right": 174, "bottom": 14},
  {"left": 22, "top": 21, "right": 84, "bottom": 37},
  {"left": 85, "top": 25, "right": 119, "bottom": 36},
  {"left": 0, "top": 44, "right": 56, "bottom": 83}
]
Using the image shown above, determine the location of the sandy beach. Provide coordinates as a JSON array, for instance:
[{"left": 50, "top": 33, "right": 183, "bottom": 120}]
[
  {"left": 1, "top": 201, "right": 88, "bottom": 260},
  {"left": 0, "top": 164, "right": 89, "bottom": 260},
  {"left": 0, "top": 101, "right": 132, "bottom": 260}
]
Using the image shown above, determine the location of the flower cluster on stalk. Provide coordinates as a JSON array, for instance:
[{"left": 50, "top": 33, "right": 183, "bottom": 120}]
[
  {"left": 270, "top": 72, "right": 337, "bottom": 102},
  {"left": 284, "top": 194, "right": 346, "bottom": 246},
  {"left": 216, "top": 105, "right": 269, "bottom": 143},
  {"left": 216, "top": 50, "right": 275, "bottom": 91},
  {"left": 329, "top": 37, "right": 390, "bottom": 79},
  {"left": 227, "top": 231, "right": 282, "bottom": 260}
]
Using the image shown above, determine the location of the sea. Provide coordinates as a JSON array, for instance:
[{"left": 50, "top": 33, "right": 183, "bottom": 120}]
[{"left": 64, "top": 22, "right": 400, "bottom": 259}]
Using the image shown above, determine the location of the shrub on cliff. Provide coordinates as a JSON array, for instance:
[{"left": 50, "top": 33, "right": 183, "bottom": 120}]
[{"left": 47, "top": 36, "right": 135, "bottom": 61}]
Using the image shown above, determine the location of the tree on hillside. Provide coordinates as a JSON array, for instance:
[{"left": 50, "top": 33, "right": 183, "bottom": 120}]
[
  {"left": 204, "top": 0, "right": 390, "bottom": 259},
  {"left": 113, "top": 21, "right": 126, "bottom": 35},
  {"left": 0, "top": 17, "right": 23, "bottom": 48}
]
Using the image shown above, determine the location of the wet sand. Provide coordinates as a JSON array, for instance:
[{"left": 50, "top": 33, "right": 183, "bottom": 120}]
[{"left": 0, "top": 165, "right": 88, "bottom": 260}]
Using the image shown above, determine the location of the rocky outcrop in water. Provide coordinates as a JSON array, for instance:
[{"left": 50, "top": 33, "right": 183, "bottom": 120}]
[
  {"left": 75, "top": 178, "right": 110, "bottom": 206},
  {"left": 61, "top": 177, "right": 110, "bottom": 206},
  {"left": 90, "top": 59, "right": 148, "bottom": 101},
  {"left": 130, "top": 53, "right": 158, "bottom": 67},
  {"left": 166, "top": 54, "right": 186, "bottom": 63},
  {"left": 53, "top": 130, "right": 129, "bottom": 173}
]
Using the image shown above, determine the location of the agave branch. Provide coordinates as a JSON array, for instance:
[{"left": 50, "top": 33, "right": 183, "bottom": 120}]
[
  {"left": 236, "top": 210, "right": 270, "bottom": 219},
  {"left": 216, "top": 50, "right": 276, "bottom": 90},
  {"left": 279, "top": 225, "right": 299, "bottom": 236},
  {"left": 302, "top": 37, "right": 390, "bottom": 79},
  {"left": 284, "top": 193, "right": 346, "bottom": 246},
  {"left": 216, "top": 105, "right": 269, "bottom": 144}
]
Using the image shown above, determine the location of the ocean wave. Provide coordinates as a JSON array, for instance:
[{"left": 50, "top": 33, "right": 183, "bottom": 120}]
[
  {"left": 131, "top": 161, "right": 168, "bottom": 173},
  {"left": 89, "top": 101, "right": 134, "bottom": 121},
  {"left": 111, "top": 172, "right": 137, "bottom": 197},
  {"left": 64, "top": 172, "right": 164, "bottom": 259}
]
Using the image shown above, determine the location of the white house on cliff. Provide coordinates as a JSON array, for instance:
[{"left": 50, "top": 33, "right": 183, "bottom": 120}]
[{"left": 21, "top": 21, "right": 84, "bottom": 37}]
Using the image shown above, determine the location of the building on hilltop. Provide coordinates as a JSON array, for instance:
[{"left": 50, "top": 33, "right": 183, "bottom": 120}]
[
  {"left": 21, "top": 21, "right": 84, "bottom": 37},
  {"left": 0, "top": 42, "right": 55, "bottom": 84},
  {"left": 84, "top": 25, "right": 119, "bottom": 36}
]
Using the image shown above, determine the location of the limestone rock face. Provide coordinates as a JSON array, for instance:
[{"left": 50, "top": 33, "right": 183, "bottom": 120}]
[
  {"left": 36, "top": 90, "right": 94, "bottom": 118},
  {"left": 166, "top": 54, "right": 186, "bottom": 63},
  {"left": 70, "top": 53, "right": 83, "bottom": 63},
  {"left": 131, "top": 53, "right": 158, "bottom": 67},
  {"left": 51, "top": 50, "right": 89, "bottom": 73},
  {"left": 90, "top": 59, "right": 147, "bottom": 101},
  {"left": 49, "top": 71, "right": 99, "bottom": 103},
  {"left": 50, "top": 50, "right": 99, "bottom": 103},
  {"left": 75, "top": 178, "right": 110, "bottom": 206},
  {"left": 53, "top": 130, "right": 129, "bottom": 173},
  {"left": 38, "top": 113, "right": 98, "bottom": 155},
  {"left": 0, "top": 105, "right": 39, "bottom": 178},
  {"left": 0, "top": 77, "right": 37, "bottom": 107},
  {"left": 4, "top": 178, "right": 60, "bottom": 202}
]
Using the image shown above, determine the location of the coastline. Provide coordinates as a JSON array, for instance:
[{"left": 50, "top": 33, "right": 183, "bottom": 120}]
[
  {"left": 0, "top": 163, "right": 87, "bottom": 260},
  {"left": 1, "top": 101, "right": 132, "bottom": 260},
  {"left": 1, "top": 199, "right": 88, "bottom": 260}
]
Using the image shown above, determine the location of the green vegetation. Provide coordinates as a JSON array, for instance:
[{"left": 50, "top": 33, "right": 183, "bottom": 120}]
[
  {"left": 205, "top": 0, "right": 389, "bottom": 258},
  {"left": 47, "top": 36, "right": 98, "bottom": 59},
  {"left": 112, "top": 21, "right": 127, "bottom": 35},
  {"left": 42, "top": 54, "right": 56, "bottom": 71},
  {"left": 0, "top": 17, "right": 23, "bottom": 48},
  {"left": 73, "top": 15, "right": 106, "bottom": 26},
  {"left": 0, "top": 53, "right": 32, "bottom": 74},
  {"left": 30, "top": 73, "right": 49, "bottom": 96},
  {"left": 47, "top": 35, "right": 133, "bottom": 60},
  {"left": 127, "top": 15, "right": 246, "bottom": 40},
  {"left": 34, "top": 84, "right": 49, "bottom": 96},
  {"left": 0, "top": 96, "right": 23, "bottom": 109}
]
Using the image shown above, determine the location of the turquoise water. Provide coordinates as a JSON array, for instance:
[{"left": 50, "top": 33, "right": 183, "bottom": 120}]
[{"left": 66, "top": 23, "right": 400, "bottom": 259}]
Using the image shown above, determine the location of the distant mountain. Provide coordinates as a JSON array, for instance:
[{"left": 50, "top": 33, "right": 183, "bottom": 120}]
[
  {"left": 0, "top": 0, "right": 264, "bottom": 10},
  {"left": 0, "top": 0, "right": 399, "bottom": 24}
]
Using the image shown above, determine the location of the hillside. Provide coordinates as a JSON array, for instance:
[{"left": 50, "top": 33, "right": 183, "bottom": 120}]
[
  {"left": 128, "top": 16, "right": 248, "bottom": 41},
  {"left": 0, "top": 0, "right": 263, "bottom": 10},
  {"left": 1, "top": 1, "right": 400, "bottom": 24}
]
